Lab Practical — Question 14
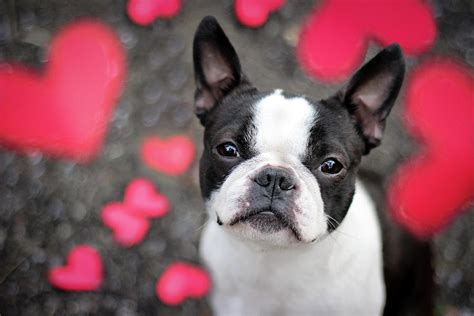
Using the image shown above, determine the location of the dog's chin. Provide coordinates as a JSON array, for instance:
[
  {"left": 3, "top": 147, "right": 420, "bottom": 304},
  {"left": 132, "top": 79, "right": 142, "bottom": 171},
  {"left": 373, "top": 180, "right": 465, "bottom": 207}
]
[
  {"left": 224, "top": 222, "right": 301, "bottom": 247},
  {"left": 242, "top": 212, "right": 289, "bottom": 233},
  {"left": 221, "top": 210, "right": 308, "bottom": 247}
]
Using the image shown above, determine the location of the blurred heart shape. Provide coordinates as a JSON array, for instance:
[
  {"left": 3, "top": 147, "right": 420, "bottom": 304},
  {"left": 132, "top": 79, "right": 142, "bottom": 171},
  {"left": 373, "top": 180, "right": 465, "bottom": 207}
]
[
  {"left": 387, "top": 58, "right": 474, "bottom": 238},
  {"left": 48, "top": 245, "right": 103, "bottom": 291},
  {"left": 156, "top": 262, "right": 211, "bottom": 305},
  {"left": 124, "top": 178, "right": 170, "bottom": 218},
  {"left": 101, "top": 203, "right": 150, "bottom": 247},
  {"left": 234, "top": 0, "right": 286, "bottom": 28},
  {"left": 297, "top": 0, "right": 436, "bottom": 82},
  {"left": 142, "top": 135, "right": 196, "bottom": 176},
  {"left": 0, "top": 19, "right": 126, "bottom": 162},
  {"left": 127, "top": 0, "right": 181, "bottom": 26}
]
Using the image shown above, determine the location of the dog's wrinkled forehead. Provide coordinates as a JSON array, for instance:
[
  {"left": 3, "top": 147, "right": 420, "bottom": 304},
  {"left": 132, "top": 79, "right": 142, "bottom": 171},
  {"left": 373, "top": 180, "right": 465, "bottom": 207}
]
[{"left": 253, "top": 90, "right": 317, "bottom": 159}]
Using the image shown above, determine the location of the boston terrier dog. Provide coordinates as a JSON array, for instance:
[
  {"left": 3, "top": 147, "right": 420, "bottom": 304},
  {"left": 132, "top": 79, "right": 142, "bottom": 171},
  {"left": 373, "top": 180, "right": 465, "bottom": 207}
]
[{"left": 193, "top": 16, "right": 433, "bottom": 316}]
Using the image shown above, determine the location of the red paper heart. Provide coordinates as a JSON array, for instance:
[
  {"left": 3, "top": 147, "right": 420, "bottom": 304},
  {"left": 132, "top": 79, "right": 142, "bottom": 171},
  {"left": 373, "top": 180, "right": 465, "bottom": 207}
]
[
  {"left": 127, "top": 0, "right": 181, "bottom": 26},
  {"left": 142, "top": 136, "right": 196, "bottom": 176},
  {"left": 48, "top": 245, "right": 103, "bottom": 291},
  {"left": 297, "top": 0, "right": 436, "bottom": 82},
  {"left": 235, "top": 0, "right": 286, "bottom": 28},
  {"left": 156, "top": 262, "right": 211, "bottom": 305},
  {"left": 388, "top": 58, "right": 474, "bottom": 239},
  {"left": 101, "top": 203, "right": 150, "bottom": 247},
  {"left": 124, "top": 178, "right": 170, "bottom": 218},
  {"left": 0, "top": 20, "right": 125, "bottom": 162}
]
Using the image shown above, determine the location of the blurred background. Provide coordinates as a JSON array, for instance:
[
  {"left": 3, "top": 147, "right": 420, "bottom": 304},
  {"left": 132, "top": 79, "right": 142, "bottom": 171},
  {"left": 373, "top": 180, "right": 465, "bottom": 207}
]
[{"left": 0, "top": 0, "right": 473, "bottom": 315}]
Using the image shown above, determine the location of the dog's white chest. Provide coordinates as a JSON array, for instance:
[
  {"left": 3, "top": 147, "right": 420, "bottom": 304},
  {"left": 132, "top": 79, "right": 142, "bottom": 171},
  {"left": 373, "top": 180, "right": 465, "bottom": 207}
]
[{"left": 200, "top": 182, "right": 385, "bottom": 316}]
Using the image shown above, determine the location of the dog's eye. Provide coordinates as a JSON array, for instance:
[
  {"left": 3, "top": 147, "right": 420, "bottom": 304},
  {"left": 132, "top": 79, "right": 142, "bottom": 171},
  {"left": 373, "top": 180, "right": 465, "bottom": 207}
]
[
  {"left": 216, "top": 142, "right": 239, "bottom": 158},
  {"left": 320, "top": 159, "right": 343, "bottom": 174}
]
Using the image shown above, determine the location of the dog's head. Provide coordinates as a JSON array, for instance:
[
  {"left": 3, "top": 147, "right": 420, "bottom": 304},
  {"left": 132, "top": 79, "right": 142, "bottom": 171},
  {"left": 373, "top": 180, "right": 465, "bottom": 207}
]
[{"left": 193, "top": 16, "right": 404, "bottom": 246}]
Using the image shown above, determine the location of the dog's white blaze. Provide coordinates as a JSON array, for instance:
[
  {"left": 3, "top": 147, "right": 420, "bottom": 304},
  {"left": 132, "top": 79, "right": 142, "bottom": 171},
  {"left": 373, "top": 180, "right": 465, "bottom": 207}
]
[{"left": 253, "top": 90, "right": 317, "bottom": 159}]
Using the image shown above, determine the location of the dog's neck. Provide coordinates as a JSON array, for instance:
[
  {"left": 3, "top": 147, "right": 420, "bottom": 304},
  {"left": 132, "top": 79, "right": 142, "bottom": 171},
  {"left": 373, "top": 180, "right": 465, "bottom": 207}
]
[{"left": 200, "top": 181, "right": 386, "bottom": 315}]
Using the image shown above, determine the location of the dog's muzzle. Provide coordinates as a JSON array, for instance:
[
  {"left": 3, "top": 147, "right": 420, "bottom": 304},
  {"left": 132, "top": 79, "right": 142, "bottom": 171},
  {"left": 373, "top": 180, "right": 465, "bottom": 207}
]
[{"left": 228, "top": 166, "right": 302, "bottom": 239}]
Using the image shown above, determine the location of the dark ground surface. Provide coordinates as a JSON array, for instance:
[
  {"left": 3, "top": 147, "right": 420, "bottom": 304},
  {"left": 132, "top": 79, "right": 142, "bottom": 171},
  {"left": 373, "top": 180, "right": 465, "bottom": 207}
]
[{"left": 0, "top": 0, "right": 473, "bottom": 315}]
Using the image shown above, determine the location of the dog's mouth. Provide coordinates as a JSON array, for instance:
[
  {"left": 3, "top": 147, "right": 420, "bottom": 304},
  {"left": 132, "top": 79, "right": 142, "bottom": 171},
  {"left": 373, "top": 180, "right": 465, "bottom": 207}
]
[{"left": 228, "top": 208, "right": 301, "bottom": 240}]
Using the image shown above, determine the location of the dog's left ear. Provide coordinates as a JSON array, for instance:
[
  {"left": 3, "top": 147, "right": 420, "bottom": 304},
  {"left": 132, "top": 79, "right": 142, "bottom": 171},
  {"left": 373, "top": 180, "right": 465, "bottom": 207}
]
[
  {"left": 341, "top": 44, "right": 405, "bottom": 154},
  {"left": 193, "top": 16, "right": 247, "bottom": 125}
]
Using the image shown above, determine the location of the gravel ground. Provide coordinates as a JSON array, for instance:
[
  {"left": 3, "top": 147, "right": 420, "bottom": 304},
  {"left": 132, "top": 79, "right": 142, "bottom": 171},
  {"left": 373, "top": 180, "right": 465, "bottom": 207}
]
[{"left": 0, "top": 0, "right": 473, "bottom": 315}]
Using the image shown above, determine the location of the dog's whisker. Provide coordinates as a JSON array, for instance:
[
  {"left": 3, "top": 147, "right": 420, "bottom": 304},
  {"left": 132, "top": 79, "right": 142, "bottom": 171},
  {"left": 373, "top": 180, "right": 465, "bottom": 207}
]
[
  {"left": 194, "top": 218, "right": 212, "bottom": 233},
  {"left": 326, "top": 214, "right": 341, "bottom": 226},
  {"left": 326, "top": 215, "right": 355, "bottom": 240}
]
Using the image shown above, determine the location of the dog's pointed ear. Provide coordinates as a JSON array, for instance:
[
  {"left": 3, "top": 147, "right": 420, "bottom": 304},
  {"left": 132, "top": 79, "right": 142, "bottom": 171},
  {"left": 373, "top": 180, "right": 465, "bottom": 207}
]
[
  {"left": 342, "top": 44, "right": 405, "bottom": 154},
  {"left": 193, "top": 16, "right": 246, "bottom": 125}
]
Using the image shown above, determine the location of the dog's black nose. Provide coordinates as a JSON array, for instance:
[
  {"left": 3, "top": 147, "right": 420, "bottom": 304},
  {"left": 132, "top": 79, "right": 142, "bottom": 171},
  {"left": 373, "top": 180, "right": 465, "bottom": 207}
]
[{"left": 254, "top": 167, "right": 296, "bottom": 192}]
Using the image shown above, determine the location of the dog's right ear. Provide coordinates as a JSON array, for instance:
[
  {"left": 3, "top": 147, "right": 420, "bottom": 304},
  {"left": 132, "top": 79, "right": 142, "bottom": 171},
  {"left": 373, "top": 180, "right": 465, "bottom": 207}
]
[{"left": 193, "top": 16, "right": 245, "bottom": 125}]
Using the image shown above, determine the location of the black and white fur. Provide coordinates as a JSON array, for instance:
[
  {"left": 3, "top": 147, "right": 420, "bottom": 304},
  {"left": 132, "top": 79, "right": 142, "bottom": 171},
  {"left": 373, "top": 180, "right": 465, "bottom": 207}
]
[{"left": 193, "top": 16, "right": 432, "bottom": 316}]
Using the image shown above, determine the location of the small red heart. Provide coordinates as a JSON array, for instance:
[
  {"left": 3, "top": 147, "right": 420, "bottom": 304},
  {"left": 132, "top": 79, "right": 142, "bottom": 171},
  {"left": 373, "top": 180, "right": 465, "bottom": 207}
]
[
  {"left": 101, "top": 203, "right": 150, "bottom": 247},
  {"left": 156, "top": 262, "right": 211, "bottom": 305},
  {"left": 141, "top": 136, "right": 196, "bottom": 176},
  {"left": 48, "top": 245, "right": 103, "bottom": 291},
  {"left": 297, "top": 0, "right": 436, "bottom": 82},
  {"left": 388, "top": 58, "right": 474, "bottom": 239},
  {"left": 127, "top": 0, "right": 181, "bottom": 26},
  {"left": 124, "top": 178, "right": 170, "bottom": 218},
  {"left": 0, "top": 20, "right": 126, "bottom": 162},
  {"left": 234, "top": 0, "right": 286, "bottom": 28}
]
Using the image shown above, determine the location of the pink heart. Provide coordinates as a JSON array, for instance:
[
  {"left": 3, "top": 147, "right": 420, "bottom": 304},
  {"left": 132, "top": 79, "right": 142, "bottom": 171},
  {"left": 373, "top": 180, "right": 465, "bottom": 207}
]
[
  {"left": 124, "top": 178, "right": 169, "bottom": 218},
  {"left": 387, "top": 59, "right": 474, "bottom": 238},
  {"left": 127, "top": 0, "right": 181, "bottom": 26},
  {"left": 0, "top": 19, "right": 125, "bottom": 162},
  {"left": 156, "top": 262, "right": 211, "bottom": 305},
  {"left": 297, "top": 0, "right": 436, "bottom": 82},
  {"left": 234, "top": 0, "right": 286, "bottom": 28},
  {"left": 141, "top": 136, "right": 196, "bottom": 176},
  {"left": 101, "top": 203, "right": 150, "bottom": 247},
  {"left": 48, "top": 245, "right": 103, "bottom": 291}
]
